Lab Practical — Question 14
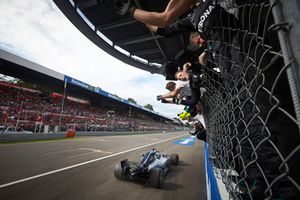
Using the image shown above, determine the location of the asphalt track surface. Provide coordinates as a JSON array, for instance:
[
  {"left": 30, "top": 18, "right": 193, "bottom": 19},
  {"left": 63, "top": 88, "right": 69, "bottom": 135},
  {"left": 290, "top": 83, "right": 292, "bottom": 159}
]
[{"left": 0, "top": 132, "right": 206, "bottom": 200}]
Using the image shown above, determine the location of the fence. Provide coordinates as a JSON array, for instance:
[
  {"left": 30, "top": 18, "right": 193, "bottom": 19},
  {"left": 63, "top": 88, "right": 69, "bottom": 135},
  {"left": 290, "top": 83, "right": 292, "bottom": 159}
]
[{"left": 202, "top": 0, "right": 300, "bottom": 199}]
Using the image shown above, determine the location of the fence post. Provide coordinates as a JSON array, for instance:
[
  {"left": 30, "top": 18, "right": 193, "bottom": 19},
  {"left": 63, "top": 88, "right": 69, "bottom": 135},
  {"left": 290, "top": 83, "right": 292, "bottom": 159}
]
[{"left": 270, "top": 0, "right": 300, "bottom": 133}]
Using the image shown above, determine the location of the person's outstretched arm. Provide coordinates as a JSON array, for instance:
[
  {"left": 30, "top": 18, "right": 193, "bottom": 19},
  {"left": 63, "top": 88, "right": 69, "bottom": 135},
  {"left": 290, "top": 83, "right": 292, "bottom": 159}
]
[
  {"left": 157, "top": 87, "right": 182, "bottom": 100},
  {"left": 133, "top": 0, "right": 196, "bottom": 27},
  {"left": 146, "top": 17, "right": 194, "bottom": 37}
]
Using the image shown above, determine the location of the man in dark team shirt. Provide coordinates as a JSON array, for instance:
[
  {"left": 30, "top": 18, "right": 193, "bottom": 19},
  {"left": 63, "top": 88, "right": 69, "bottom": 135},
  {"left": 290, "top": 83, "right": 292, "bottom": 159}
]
[
  {"left": 115, "top": 0, "right": 238, "bottom": 84},
  {"left": 115, "top": 0, "right": 223, "bottom": 40}
]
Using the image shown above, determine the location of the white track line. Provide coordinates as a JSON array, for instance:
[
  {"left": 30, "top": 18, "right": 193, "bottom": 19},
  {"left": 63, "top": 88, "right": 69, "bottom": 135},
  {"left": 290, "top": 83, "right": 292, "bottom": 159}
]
[
  {"left": 44, "top": 149, "right": 79, "bottom": 155},
  {"left": 67, "top": 148, "right": 112, "bottom": 158},
  {"left": 0, "top": 133, "right": 187, "bottom": 189},
  {"left": 44, "top": 148, "right": 112, "bottom": 156},
  {"left": 67, "top": 151, "right": 99, "bottom": 159},
  {"left": 78, "top": 148, "right": 112, "bottom": 154}
]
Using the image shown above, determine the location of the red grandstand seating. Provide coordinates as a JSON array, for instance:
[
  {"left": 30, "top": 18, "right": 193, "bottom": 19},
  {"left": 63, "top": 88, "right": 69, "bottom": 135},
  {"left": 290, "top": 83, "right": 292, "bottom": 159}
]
[{"left": 0, "top": 81, "right": 172, "bottom": 132}]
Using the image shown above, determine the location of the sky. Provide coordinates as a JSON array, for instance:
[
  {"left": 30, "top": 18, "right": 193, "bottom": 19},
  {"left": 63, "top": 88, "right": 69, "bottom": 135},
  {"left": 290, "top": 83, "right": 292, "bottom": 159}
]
[{"left": 0, "top": 0, "right": 184, "bottom": 118}]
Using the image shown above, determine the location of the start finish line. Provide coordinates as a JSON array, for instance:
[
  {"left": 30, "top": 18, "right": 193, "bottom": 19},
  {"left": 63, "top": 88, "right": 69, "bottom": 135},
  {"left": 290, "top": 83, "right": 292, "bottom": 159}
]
[{"left": 173, "top": 136, "right": 196, "bottom": 146}]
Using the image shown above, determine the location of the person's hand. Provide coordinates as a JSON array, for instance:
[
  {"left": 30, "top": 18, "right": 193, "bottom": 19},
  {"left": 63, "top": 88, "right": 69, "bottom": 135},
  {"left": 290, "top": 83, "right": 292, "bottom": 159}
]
[
  {"left": 156, "top": 95, "right": 162, "bottom": 101},
  {"left": 183, "top": 62, "right": 192, "bottom": 68},
  {"left": 198, "top": 52, "right": 207, "bottom": 65},
  {"left": 114, "top": 0, "right": 135, "bottom": 16},
  {"left": 145, "top": 24, "right": 158, "bottom": 33},
  {"left": 183, "top": 62, "right": 192, "bottom": 72}
]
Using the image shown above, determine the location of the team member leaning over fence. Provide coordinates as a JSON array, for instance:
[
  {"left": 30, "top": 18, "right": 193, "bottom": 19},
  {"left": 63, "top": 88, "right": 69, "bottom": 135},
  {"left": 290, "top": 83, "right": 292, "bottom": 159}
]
[
  {"left": 189, "top": 117, "right": 207, "bottom": 142},
  {"left": 159, "top": 79, "right": 205, "bottom": 120},
  {"left": 159, "top": 81, "right": 191, "bottom": 105},
  {"left": 114, "top": 0, "right": 238, "bottom": 90},
  {"left": 156, "top": 79, "right": 192, "bottom": 105},
  {"left": 175, "top": 62, "right": 202, "bottom": 109},
  {"left": 114, "top": 0, "right": 237, "bottom": 42}
]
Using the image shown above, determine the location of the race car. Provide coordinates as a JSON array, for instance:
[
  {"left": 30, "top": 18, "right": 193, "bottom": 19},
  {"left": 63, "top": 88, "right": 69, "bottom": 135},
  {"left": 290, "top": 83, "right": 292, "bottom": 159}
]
[{"left": 114, "top": 149, "right": 179, "bottom": 188}]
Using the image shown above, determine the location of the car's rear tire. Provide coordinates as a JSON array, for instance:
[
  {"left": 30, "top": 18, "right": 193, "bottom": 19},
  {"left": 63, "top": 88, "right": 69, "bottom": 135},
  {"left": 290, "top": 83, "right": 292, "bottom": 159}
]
[
  {"left": 167, "top": 159, "right": 172, "bottom": 170},
  {"left": 114, "top": 163, "right": 124, "bottom": 180},
  {"left": 170, "top": 154, "right": 179, "bottom": 165},
  {"left": 149, "top": 168, "right": 164, "bottom": 188}
]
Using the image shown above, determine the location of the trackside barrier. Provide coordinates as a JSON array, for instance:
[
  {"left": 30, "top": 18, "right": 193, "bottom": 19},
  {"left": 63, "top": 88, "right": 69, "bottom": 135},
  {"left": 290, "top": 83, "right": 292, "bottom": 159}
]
[
  {"left": 202, "top": 1, "right": 300, "bottom": 199},
  {"left": 0, "top": 130, "right": 180, "bottom": 142},
  {"left": 204, "top": 142, "right": 222, "bottom": 200}
]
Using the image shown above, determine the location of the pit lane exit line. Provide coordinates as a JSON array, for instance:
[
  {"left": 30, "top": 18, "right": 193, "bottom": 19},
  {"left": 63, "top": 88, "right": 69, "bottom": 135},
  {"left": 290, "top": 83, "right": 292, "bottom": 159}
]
[{"left": 0, "top": 133, "right": 187, "bottom": 189}]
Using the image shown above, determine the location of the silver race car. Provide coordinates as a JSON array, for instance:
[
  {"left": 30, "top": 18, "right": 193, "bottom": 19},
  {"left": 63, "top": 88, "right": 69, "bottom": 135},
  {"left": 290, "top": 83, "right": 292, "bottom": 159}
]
[{"left": 114, "top": 149, "right": 179, "bottom": 188}]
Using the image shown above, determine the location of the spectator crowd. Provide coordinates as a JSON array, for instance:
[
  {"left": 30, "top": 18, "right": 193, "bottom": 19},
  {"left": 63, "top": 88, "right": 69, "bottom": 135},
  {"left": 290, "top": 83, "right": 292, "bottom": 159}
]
[{"left": 0, "top": 81, "right": 173, "bottom": 133}]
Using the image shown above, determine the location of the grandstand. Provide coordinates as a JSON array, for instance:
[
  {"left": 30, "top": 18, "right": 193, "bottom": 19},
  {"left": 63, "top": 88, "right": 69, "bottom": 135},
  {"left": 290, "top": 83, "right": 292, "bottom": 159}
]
[{"left": 0, "top": 49, "right": 177, "bottom": 133}]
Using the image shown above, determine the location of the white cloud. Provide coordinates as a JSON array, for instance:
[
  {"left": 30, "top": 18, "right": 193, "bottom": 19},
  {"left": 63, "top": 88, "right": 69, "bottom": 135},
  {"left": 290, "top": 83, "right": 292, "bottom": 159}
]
[{"left": 0, "top": 0, "right": 184, "bottom": 118}]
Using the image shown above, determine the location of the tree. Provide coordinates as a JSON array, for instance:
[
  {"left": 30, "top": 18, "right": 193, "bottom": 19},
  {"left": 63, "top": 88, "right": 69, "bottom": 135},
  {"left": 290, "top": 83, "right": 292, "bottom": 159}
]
[
  {"left": 144, "top": 104, "right": 154, "bottom": 111},
  {"left": 128, "top": 98, "right": 137, "bottom": 104}
]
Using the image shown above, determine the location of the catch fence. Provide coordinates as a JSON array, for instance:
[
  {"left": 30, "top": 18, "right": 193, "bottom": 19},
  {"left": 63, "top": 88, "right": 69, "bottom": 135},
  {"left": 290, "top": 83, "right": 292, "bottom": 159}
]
[{"left": 202, "top": 0, "right": 300, "bottom": 199}]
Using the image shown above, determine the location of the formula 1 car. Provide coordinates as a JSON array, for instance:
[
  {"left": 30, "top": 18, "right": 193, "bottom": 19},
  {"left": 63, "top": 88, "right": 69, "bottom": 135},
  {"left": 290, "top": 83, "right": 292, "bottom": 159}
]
[{"left": 114, "top": 149, "right": 179, "bottom": 188}]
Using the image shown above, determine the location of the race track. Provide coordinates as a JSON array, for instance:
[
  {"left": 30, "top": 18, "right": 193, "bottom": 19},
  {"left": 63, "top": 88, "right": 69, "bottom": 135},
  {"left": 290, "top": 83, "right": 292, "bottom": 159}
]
[{"left": 0, "top": 132, "right": 206, "bottom": 200}]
